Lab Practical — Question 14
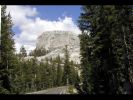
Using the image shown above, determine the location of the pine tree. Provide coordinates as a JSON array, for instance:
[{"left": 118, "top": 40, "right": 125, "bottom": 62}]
[
  {"left": 30, "top": 57, "right": 38, "bottom": 91},
  {"left": 50, "top": 58, "right": 57, "bottom": 87},
  {"left": 56, "top": 55, "right": 63, "bottom": 86},
  {"left": 0, "top": 5, "right": 15, "bottom": 93},
  {"left": 29, "top": 48, "right": 47, "bottom": 57},
  {"left": 20, "top": 45, "right": 27, "bottom": 58},
  {"left": 9, "top": 54, "right": 22, "bottom": 94},
  {"left": 62, "top": 45, "right": 71, "bottom": 85},
  {"left": 78, "top": 5, "right": 133, "bottom": 94},
  {"left": 43, "top": 58, "right": 53, "bottom": 88},
  {"left": 111, "top": 6, "right": 133, "bottom": 93},
  {"left": 69, "top": 61, "right": 78, "bottom": 85}
]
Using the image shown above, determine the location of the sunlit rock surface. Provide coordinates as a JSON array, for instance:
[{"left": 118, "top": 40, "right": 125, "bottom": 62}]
[{"left": 36, "top": 31, "right": 80, "bottom": 64}]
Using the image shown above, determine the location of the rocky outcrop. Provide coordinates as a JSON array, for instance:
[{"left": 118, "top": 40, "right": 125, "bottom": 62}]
[{"left": 35, "top": 31, "right": 80, "bottom": 64}]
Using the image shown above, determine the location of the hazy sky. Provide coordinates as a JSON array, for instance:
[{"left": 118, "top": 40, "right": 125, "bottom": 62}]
[{"left": 6, "top": 5, "right": 82, "bottom": 53}]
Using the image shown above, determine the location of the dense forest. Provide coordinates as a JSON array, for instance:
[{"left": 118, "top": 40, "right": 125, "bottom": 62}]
[
  {"left": 0, "top": 6, "right": 79, "bottom": 94},
  {"left": 77, "top": 5, "right": 133, "bottom": 94},
  {"left": 1, "top": 5, "right": 133, "bottom": 94}
]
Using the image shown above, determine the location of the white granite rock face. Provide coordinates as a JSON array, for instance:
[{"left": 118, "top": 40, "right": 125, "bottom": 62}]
[{"left": 36, "top": 31, "right": 80, "bottom": 64}]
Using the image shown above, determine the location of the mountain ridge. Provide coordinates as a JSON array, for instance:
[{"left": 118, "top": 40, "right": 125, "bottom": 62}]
[{"left": 26, "top": 31, "right": 80, "bottom": 64}]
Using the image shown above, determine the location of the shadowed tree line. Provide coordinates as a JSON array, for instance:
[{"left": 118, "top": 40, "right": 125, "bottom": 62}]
[{"left": 77, "top": 5, "right": 133, "bottom": 94}]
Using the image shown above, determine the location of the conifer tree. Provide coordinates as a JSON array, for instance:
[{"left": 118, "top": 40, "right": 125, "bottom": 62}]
[
  {"left": 78, "top": 5, "right": 133, "bottom": 94},
  {"left": 20, "top": 45, "right": 27, "bottom": 58},
  {"left": 0, "top": 5, "right": 15, "bottom": 93},
  {"left": 62, "top": 45, "right": 71, "bottom": 85},
  {"left": 111, "top": 6, "right": 133, "bottom": 93},
  {"left": 56, "top": 55, "right": 63, "bottom": 86}
]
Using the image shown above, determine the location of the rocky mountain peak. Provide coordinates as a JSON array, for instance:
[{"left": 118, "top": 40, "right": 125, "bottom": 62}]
[{"left": 35, "top": 31, "right": 80, "bottom": 64}]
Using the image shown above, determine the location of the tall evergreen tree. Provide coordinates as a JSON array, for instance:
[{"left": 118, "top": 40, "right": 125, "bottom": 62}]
[
  {"left": 0, "top": 5, "right": 15, "bottom": 93},
  {"left": 111, "top": 6, "right": 133, "bottom": 93},
  {"left": 56, "top": 55, "right": 63, "bottom": 86},
  {"left": 20, "top": 45, "right": 27, "bottom": 58},
  {"left": 78, "top": 5, "right": 133, "bottom": 94},
  {"left": 62, "top": 45, "right": 71, "bottom": 85},
  {"left": 69, "top": 61, "right": 78, "bottom": 85}
]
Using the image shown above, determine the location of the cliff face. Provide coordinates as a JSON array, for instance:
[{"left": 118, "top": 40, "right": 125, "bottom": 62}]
[
  {"left": 36, "top": 31, "right": 80, "bottom": 64},
  {"left": 36, "top": 31, "right": 79, "bottom": 51}
]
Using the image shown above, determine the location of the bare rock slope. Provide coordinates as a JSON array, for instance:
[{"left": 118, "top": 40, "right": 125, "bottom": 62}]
[{"left": 36, "top": 31, "right": 80, "bottom": 64}]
